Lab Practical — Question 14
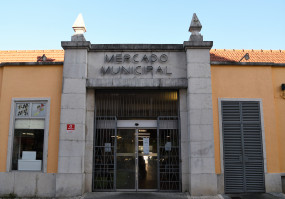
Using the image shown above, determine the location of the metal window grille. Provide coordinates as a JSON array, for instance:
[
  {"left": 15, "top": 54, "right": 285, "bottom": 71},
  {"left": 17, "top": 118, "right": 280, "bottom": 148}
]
[
  {"left": 93, "top": 116, "right": 117, "bottom": 191},
  {"left": 95, "top": 90, "right": 178, "bottom": 119},
  {"left": 158, "top": 116, "right": 180, "bottom": 191}
]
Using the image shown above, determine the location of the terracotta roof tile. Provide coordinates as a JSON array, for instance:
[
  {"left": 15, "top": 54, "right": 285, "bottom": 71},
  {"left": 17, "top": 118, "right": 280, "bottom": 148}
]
[
  {"left": 210, "top": 49, "right": 285, "bottom": 63},
  {"left": 1, "top": 49, "right": 285, "bottom": 64},
  {"left": 0, "top": 50, "right": 64, "bottom": 63}
]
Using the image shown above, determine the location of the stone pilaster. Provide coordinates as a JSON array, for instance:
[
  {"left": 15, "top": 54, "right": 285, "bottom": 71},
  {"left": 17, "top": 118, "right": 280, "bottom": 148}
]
[
  {"left": 56, "top": 14, "right": 90, "bottom": 197},
  {"left": 56, "top": 40, "right": 90, "bottom": 197},
  {"left": 184, "top": 13, "right": 217, "bottom": 196},
  {"left": 184, "top": 41, "right": 217, "bottom": 196}
]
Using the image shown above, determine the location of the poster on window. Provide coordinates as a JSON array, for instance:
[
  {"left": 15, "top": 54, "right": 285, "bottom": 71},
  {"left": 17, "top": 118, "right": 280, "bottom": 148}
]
[
  {"left": 32, "top": 103, "right": 46, "bottom": 117},
  {"left": 104, "top": 143, "right": 111, "bottom": 152},
  {"left": 143, "top": 137, "right": 149, "bottom": 155},
  {"left": 165, "top": 142, "right": 172, "bottom": 151}
]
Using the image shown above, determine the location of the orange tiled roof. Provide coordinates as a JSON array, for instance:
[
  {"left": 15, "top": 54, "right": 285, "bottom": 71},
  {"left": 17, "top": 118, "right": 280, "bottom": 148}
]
[
  {"left": 0, "top": 50, "right": 64, "bottom": 63},
  {"left": 1, "top": 49, "right": 285, "bottom": 64},
  {"left": 210, "top": 49, "right": 285, "bottom": 63}
]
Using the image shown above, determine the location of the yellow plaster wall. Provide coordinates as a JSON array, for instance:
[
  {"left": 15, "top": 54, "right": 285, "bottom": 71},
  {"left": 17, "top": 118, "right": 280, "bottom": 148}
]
[
  {"left": 211, "top": 65, "right": 281, "bottom": 174},
  {"left": 272, "top": 67, "right": 285, "bottom": 172},
  {"left": 0, "top": 65, "right": 62, "bottom": 173},
  {"left": 0, "top": 68, "right": 3, "bottom": 100}
]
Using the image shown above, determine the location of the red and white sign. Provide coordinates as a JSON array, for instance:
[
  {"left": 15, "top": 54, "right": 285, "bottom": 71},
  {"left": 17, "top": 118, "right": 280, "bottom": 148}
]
[{"left": 67, "top": 124, "right": 75, "bottom": 133}]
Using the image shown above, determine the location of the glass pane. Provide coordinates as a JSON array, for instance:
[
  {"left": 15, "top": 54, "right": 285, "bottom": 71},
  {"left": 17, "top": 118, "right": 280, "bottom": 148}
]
[
  {"left": 117, "top": 129, "right": 135, "bottom": 153},
  {"left": 138, "top": 129, "right": 157, "bottom": 154},
  {"left": 12, "top": 129, "right": 44, "bottom": 170},
  {"left": 15, "top": 119, "right": 44, "bottom": 129},
  {"left": 16, "top": 103, "right": 30, "bottom": 117},
  {"left": 116, "top": 156, "right": 135, "bottom": 189},
  {"left": 116, "top": 129, "right": 136, "bottom": 189},
  {"left": 138, "top": 129, "right": 157, "bottom": 189},
  {"left": 138, "top": 156, "right": 157, "bottom": 189},
  {"left": 32, "top": 103, "right": 46, "bottom": 117}
]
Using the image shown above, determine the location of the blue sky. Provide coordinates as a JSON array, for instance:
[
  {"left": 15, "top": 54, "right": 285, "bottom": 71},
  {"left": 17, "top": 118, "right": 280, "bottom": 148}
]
[{"left": 1, "top": 0, "right": 284, "bottom": 50}]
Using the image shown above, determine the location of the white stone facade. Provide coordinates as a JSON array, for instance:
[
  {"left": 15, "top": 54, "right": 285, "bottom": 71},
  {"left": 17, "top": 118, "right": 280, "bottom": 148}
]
[{"left": 55, "top": 35, "right": 216, "bottom": 196}]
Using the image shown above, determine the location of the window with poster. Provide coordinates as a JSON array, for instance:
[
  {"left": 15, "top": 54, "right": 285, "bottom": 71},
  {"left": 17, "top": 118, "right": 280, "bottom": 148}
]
[{"left": 7, "top": 99, "right": 50, "bottom": 172}]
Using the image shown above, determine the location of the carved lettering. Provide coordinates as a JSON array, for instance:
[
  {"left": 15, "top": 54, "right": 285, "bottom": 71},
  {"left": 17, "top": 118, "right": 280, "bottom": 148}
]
[
  {"left": 104, "top": 54, "right": 168, "bottom": 63},
  {"left": 101, "top": 66, "right": 111, "bottom": 74},
  {"left": 121, "top": 66, "right": 130, "bottom": 74},
  {"left": 101, "top": 54, "right": 171, "bottom": 76},
  {"left": 165, "top": 66, "right": 172, "bottom": 75},
  {"left": 116, "top": 54, "right": 122, "bottom": 63},
  {"left": 159, "top": 54, "right": 168, "bottom": 62},
  {"left": 146, "top": 66, "right": 153, "bottom": 74},
  {"left": 135, "top": 66, "right": 142, "bottom": 75},
  {"left": 141, "top": 55, "right": 149, "bottom": 63},
  {"left": 150, "top": 54, "right": 157, "bottom": 62},
  {"left": 105, "top": 55, "right": 114, "bottom": 63},
  {"left": 111, "top": 66, "right": 120, "bottom": 75},
  {"left": 156, "top": 66, "right": 163, "bottom": 74},
  {"left": 100, "top": 66, "right": 172, "bottom": 76},
  {"left": 124, "top": 54, "right": 131, "bottom": 63},
  {"left": 133, "top": 54, "right": 139, "bottom": 63}
]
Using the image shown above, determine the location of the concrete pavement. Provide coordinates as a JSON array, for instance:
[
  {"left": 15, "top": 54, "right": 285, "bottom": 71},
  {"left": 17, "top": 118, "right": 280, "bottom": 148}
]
[
  {"left": 83, "top": 192, "right": 285, "bottom": 199},
  {"left": 83, "top": 192, "right": 222, "bottom": 199},
  {"left": 222, "top": 193, "right": 285, "bottom": 199}
]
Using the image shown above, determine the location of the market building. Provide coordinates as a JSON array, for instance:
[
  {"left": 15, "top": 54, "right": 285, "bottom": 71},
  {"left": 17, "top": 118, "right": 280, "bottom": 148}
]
[{"left": 0, "top": 13, "right": 285, "bottom": 197}]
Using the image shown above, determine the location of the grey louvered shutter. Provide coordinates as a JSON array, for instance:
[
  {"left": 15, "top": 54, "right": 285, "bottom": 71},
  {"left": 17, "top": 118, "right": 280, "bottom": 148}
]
[
  {"left": 222, "top": 101, "right": 244, "bottom": 193},
  {"left": 241, "top": 102, "right": 265, "bottom": 192},
  {"left": 222, "top": 101, "right": 265, "bottom": 193}
]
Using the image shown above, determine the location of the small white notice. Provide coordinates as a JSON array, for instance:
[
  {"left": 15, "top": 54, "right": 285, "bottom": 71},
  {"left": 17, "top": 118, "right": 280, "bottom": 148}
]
[
  {"left": 165, "top": 142, "right": 172, "bottom": 151},
  {"left": 104, "top": 143, "right": 111, "bottom": 152},
  {"left": 143, "top": 138, "right": 149, "bottom": 155}
]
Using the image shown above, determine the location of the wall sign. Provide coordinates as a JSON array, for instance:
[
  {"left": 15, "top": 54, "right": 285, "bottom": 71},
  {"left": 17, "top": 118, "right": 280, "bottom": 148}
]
[
  {"left": 165, "top": 142, "right": 172, "bottom": 151},
  {"left": 104, "top": 143, "right": 111, "bottom": 152},
  {"left": 143, "top": 137, "right": 149, "bottom": 155},
  {"left": 100, "top": 53, "right": 172, "bottom": 76},
  {"left": 66, "top": 124, "right": 75, "bottom": 133}
]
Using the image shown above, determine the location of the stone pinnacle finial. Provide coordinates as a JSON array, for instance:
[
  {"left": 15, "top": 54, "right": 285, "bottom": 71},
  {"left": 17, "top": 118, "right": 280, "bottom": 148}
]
[
  {"left": 72, "top": 13, "right": 86, "bottom": 34},
  {"left": 189, "top": 13, "right": 203, "bottom": 41},
  {"left": 71, "top": 14, "right": 86, "bottom": 41}
]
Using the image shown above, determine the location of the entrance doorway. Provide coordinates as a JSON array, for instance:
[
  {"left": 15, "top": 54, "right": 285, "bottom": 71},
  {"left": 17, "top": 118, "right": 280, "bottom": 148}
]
[
  {"left": 93, "top": 90, "right": 180, "bottom": 191},
  {"left": 93, "top": 116, "right": 180, "bottom": 191},
  {"left": 116, "top": 129, "right": 157, "bottom": 191}
]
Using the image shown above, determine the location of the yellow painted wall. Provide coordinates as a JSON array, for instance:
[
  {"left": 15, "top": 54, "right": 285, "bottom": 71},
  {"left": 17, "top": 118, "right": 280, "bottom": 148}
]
[
  {"left": 0, "top": 68, "right": 3, "bottom": 100},
  {"left": 1, "top": 63, "right": 284, "bottom": 175},
  {"left": 0, "top": 65, "right": 62, "bottom": 173},
  {"left": 272, "top": 67, "right": 285, "bottom": 172},
  {"left": 211, "top": 65, "right": 281, "bottom": 174}
]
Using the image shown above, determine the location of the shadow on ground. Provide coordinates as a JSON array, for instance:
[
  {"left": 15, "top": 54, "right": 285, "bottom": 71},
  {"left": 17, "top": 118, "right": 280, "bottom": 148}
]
[{"left": 223, "top": 193, "right": 285, "bottom": 199}]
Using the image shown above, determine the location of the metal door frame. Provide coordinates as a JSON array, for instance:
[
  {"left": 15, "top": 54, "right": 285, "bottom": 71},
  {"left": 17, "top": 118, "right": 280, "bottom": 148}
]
[
  {"left": 93, "top": 118, "right": 181, "bottom": 192},
  {"left": 116, "top": 120, "right": 158, "bottom": 192}
]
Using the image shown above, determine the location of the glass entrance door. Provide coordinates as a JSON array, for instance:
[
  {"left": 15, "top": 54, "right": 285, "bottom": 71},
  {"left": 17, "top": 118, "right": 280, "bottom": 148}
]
[
  {"left": 116, "top": 129, "right": 158, "bottom": 191},
  {"left": 116, "top": 129, "right": 136, "bottom": 190}
]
